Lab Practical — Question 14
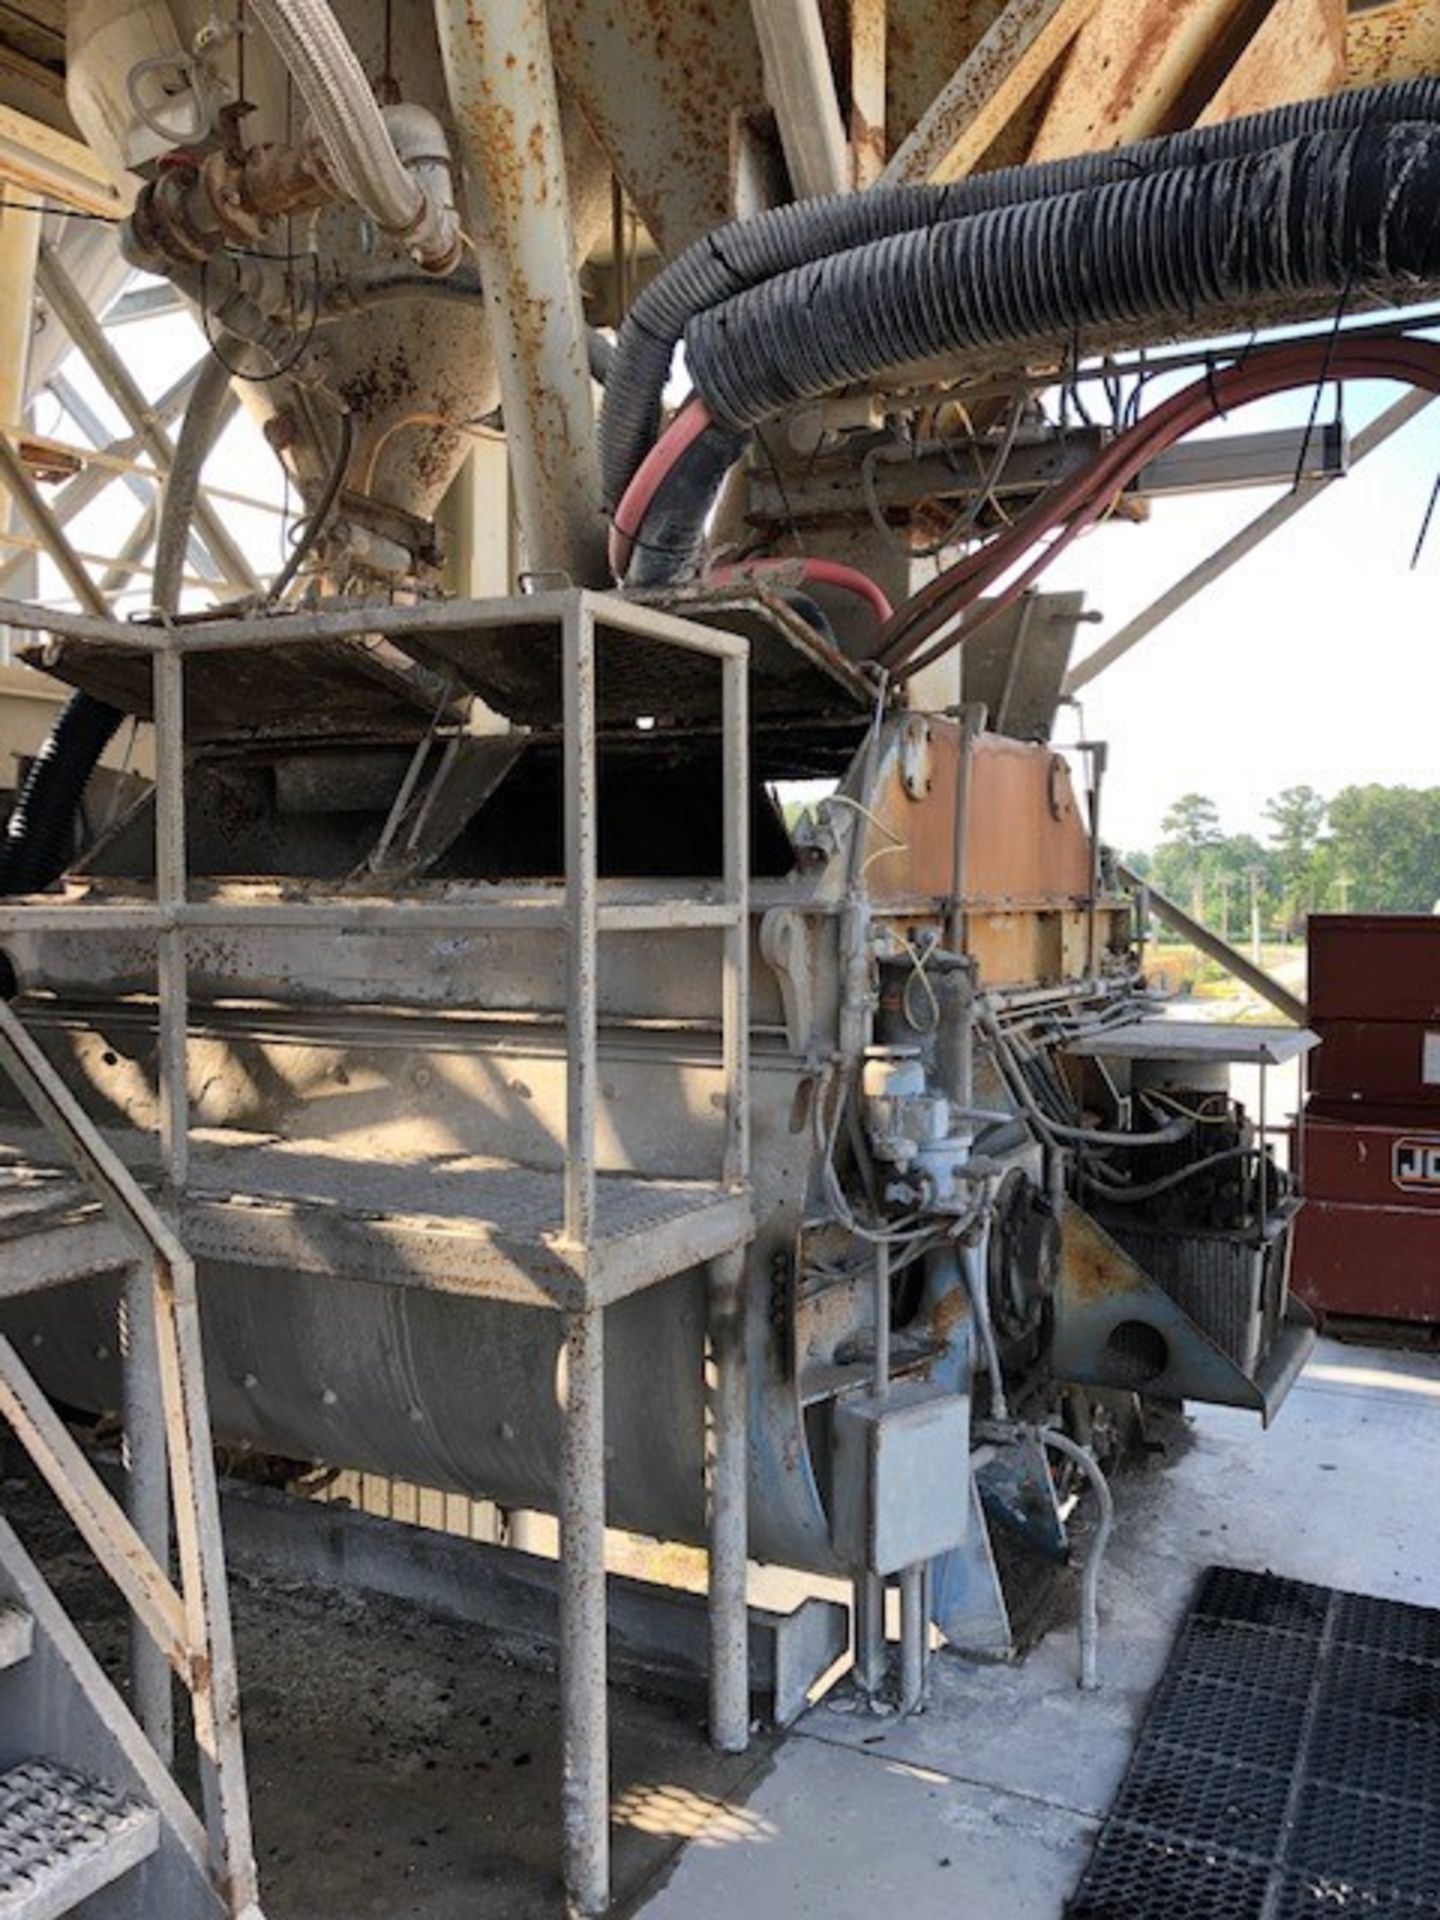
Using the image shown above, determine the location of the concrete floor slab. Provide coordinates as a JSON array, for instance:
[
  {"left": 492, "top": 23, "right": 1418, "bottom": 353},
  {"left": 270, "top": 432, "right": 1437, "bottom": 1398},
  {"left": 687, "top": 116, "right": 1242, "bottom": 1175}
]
[
  {"left": 638, "top": 1338, "right": 1440, "bottom": 1917},
  {"left": 628, "top": 1734, "right": 1097, "bottom": 1920},
  {"left": 6, "top": 1336, "right": 1438, "bottom": 1918}
]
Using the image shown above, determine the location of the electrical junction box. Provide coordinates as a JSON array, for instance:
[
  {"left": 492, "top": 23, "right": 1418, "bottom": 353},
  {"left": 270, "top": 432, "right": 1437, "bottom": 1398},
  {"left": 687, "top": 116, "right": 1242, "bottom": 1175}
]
[{"left": 830, "top": 1378, "right": 970, "bottom": 1576}]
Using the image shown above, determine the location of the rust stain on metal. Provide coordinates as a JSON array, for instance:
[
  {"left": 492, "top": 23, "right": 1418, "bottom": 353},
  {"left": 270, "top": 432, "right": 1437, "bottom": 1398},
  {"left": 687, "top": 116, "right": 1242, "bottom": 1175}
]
[
  {"left": 1028, "top": 0, "right": 1250, "bottom": 159},
  {"left": 1199, "top": 0, "right": 1345, "bottom": 123},
  {"left": 1345, "top": 0, "right": 1440, "bottom": 86},
  {"left": 548, "top": 0, "right": 765, "bottom": 249},
  {"left": 1060, "top": 1204, "right": 1138, "bottom": 1306},
  {"left": 928, "top": 1285, "right": 969, "bottom": 1344},
  {"left": 864, "top": 726, "right": 1092, "bottom": 907}
]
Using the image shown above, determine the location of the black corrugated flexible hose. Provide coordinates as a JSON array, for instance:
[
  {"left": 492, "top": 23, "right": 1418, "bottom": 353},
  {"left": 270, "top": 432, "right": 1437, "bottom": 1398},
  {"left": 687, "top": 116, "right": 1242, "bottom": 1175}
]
[
  {"left": 615, "top": 118, "right": 1440, "bottom": 585},
  {"left": 600, "top": 78, "right": 1440, "bottom": 516}
]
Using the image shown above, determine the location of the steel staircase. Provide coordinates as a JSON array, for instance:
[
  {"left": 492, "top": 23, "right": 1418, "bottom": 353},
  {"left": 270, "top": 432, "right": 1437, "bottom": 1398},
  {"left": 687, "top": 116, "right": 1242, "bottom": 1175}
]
[{"left": 0, "top": 1518, "right": 235, "bottom": 1918}]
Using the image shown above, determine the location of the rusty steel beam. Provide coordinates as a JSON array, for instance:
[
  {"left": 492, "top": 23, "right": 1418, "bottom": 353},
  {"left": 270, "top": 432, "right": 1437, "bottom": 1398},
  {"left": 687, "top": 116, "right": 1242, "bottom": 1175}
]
[
  {"left": 750, "top": 0, "right": 851, "bottom": 198},
  {"left": 1198, "top": 0, "right": 1345, "bottom": 123},
  {"left": 850, "top": 0, "right": 889, "bottom": 185},
  {"left": 435, "top": 0, "right": 607, "bottom": 586},
  {"left": 1028, "top": 0, "right": 1249, "bottom": 159},
  {"left": 548, "top": 0, "right": 766, "bottom": 254},
  {"left": 1347, "top": 0, "right": 1440, "bottom": 88},
  {"left": 881, "top": 0, "right": 1102, "bottom": 184}
]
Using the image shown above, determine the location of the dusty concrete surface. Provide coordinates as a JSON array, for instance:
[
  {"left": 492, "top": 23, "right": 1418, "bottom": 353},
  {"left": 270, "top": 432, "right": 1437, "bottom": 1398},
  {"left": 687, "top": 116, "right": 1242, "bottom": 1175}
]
[
  {"left": 638, "top": 1336, "right": 1440, "bottom": 1919},
  {"left": 0, "top": 1449, "right": 777, "bottom": 1919},
  {"left": 4, "top": 1334, "right": 1437, "bottom": 1918}
]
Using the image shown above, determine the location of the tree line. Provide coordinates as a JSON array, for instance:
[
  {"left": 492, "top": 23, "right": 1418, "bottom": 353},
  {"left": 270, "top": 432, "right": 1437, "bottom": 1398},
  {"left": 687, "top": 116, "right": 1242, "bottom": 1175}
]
[{"left": 1124, "top": 785, "right": 1440, "bottom": 938}]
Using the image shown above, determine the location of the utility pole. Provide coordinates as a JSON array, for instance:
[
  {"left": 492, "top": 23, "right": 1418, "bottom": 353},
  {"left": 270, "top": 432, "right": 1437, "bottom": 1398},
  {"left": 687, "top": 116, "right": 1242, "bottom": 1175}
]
[{"left": 1249, "top": 867, "right": 1263, "bottom": 967}]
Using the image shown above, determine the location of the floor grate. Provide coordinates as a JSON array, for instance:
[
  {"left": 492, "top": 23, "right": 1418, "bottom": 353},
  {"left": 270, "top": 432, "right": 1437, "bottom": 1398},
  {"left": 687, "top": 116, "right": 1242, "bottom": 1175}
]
[{"left": 1066, "top": 1566, "right": 1440, "bottom": 1920}]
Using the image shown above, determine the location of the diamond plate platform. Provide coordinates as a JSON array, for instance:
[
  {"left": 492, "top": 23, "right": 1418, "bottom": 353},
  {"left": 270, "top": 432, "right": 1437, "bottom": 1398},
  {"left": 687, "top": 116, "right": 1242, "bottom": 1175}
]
[
  {"left": 1067, "top": 1565, "right": 1440, "bottom": 1920},
  {"left": 0, "top": 1760, "right": 158, "bottom": 1920}
]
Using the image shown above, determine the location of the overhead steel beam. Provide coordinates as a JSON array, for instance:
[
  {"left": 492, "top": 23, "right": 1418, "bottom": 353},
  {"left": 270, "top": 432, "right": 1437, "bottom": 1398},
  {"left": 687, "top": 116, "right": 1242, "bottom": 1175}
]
[
  {"left": 35, "top": 245, "right": 260, "bottom": 599},
  {"left": 99, "top": 497, "right": 159, "bottom": 599},
  {"left": 48, "top": 370, "right": 224, "bottom": 588},
  {"left": 1348, "top": 0, "right": 1440, "bottom": 87},
  {"left": 436, "top": 0, "right": 607, "bottom": 585},
  {"left": 1198, "top": 0, "right": 1345, "bottom": 124},
  {"left": 1121, "top": 865, "right": 1308, "bottom": 1026},
  {"left": 106, "top": 283, "right": 189, "bottom": 328},
  {"left": 1063, "top": 388, "right": 1433, "bottom": 695},
  {"left": 1028, "top": 0, "right": 1249, "bottom": 160},
  {"left": 0, "top": 365, "right": 199, "bottom": 596},
  {"left": 0, "top": 101, "right": 123, "bottom": 220},
  {"left": 0, "top": 433, "right": 107, "bottom": 615},
  {"left": 881, "top": 0, "right": 1102, "bottom": 185},
  {"left": 749, "top": 0, "right": 851, "bottom": 198},
  {"left": 849, "top": 0, "right": 888, "bottom": 185}
]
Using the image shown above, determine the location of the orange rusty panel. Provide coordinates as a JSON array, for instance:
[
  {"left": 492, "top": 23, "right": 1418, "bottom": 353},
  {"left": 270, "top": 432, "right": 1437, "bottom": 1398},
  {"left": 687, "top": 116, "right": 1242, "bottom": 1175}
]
[
  {"left": 966, "top": 906, "right": 1127, "bottom": 988},
  {"left": 1346, "top": 0, "right": 1440, "bottom": 87},
  {"left": 1198, "top": 0, "right": 1345, "bottom": 123},
  {"left": 1028, "top": 0, "right": 1250, "bottom": 159},
  {"left": 866, "top": 725, "right": 1093, "bottom": 906}
]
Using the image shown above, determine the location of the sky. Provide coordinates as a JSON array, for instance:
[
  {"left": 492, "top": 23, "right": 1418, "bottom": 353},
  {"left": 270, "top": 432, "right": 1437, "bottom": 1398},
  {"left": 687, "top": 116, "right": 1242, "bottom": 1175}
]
[
  {"left": 29, "top": 293, "right": 1440, "bottom": 858},
  {"left": 1039, "top": 371, "right": 1440, "bottom": 852}
]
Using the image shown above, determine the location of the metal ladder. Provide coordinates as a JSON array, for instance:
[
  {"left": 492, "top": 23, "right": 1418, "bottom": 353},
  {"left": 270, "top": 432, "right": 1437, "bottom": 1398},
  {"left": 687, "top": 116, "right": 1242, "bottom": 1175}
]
[{"left": 0, "top": 999, "right": 262, "bottom": 1919}]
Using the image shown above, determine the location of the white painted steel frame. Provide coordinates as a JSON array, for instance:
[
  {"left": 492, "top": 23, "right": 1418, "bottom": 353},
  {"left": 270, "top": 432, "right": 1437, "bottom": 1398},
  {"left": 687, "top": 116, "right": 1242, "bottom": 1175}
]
[{"left": 0, "top": 586, "right": 753, "bottom": 1920}]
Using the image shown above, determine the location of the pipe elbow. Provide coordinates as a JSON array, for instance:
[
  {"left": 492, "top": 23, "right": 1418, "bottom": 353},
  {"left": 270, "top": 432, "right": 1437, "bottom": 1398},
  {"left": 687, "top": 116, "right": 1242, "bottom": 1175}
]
[{"left": 380, "top": 102, "right": 463, "bottom": 277}]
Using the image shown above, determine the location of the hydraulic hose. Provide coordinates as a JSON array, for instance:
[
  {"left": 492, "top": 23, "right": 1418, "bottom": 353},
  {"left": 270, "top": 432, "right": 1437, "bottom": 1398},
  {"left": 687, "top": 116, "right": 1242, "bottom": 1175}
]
[
  {"left": 600, "top": 78, "right": 1440, "bottom": 512},
  {"left": 0, "top": 349, "right": 237, "bottom": 902},
  {"left": 247, "top": 0, "right": 458, "bottom": 271},
  {"left": 1033, "top": 1427, "right": 1112, "bottom": 1691},
  {"left": 982, "top": 1008, "right": 1192, "bottom": 1151}
]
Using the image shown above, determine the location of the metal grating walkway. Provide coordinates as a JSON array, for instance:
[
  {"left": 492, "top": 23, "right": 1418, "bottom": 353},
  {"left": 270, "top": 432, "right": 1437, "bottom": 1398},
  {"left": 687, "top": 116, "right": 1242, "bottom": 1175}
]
[
  {"left": 0, "top": 1759, "right": 158, "bottom": 1919},
  {"left": 1067, "top": 1565, "right": 1440, "bottom": 1920}
]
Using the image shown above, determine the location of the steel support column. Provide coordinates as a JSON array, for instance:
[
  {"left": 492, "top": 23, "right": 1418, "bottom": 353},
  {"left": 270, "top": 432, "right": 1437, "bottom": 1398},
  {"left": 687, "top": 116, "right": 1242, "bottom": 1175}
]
[
  {"left": 707, "top": 1249, "right": 749, "bottom": 1755},
  {"left": 559, "top": 1306, "right": 609, "bottom": 1917},
  {"left": 0, "top": 186, "right": 39, "bottom": 536},
  {"left": 749, "top": 0, "right": 851, "bottom": 198},
  {"left": 121, "top": 1271, "right": 173, "bottom": 1761},
  {"left": 435, "top": 0, "right": 607, "bottom": 584}
]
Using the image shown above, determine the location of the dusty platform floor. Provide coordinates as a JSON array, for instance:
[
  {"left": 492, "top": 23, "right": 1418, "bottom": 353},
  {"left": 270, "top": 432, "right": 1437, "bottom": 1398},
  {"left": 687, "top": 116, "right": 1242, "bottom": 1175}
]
[{"left": 5, "top": 1333, "right": 1437, "bottom": 1918}]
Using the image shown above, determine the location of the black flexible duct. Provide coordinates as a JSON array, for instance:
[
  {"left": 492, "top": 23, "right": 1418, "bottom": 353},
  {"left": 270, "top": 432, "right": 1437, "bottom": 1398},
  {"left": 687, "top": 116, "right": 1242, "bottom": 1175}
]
[
  {"left": 0, "top": 694, "right": 123, "bottom": 899},
  {"left": 601, "top": 77, "right": 1440, "bottom": 509},
  {"left": 629, "top": 119, "right": 1440, "bottom": 580},
  {"left": 687, "top": 121, "right": 1440, "bottom": 428}
]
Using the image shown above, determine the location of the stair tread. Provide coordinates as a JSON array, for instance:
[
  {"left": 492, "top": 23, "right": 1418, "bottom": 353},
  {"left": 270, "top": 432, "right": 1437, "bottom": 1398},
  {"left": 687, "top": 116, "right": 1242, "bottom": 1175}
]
[
  {"left": 0, "top": 1760, "right": 158, "bottom": 1920},
  {"left": 0, "top": 1609, "right": 31, "bottom": 1674}
]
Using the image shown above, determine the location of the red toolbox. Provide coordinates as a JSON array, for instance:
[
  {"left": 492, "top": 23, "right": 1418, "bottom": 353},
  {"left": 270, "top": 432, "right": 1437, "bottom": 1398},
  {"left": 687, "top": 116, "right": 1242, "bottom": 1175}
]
[{"left": 1293, "top": 915, "right": 1440, "bottom": 1325}]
